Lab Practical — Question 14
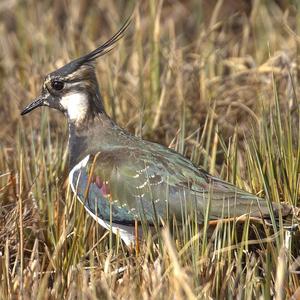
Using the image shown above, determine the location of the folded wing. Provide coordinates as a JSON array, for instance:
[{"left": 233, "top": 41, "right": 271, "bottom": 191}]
[{"left": 70, "top": 143, "right": 291, "bottom": 225}]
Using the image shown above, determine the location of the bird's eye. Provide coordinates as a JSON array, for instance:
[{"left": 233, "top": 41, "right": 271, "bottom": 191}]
[{"left": 51, "top": 80, "right": 64, "bottom": 91}]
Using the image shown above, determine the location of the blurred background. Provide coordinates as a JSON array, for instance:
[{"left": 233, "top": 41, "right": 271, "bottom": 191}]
[
  {"left": 1, "top": 0, "right": 299, "bottom": 153},
  {"left": 1, "top": 1, "right": 300, "bottom": 298}
]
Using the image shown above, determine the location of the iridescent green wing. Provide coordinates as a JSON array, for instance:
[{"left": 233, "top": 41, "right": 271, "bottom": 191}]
[
  {"left": 86, "top": 146, "right": 203, "bottom": 224},
  {"left": 82, "top": 143, "right": 290, "bottom": 224}
]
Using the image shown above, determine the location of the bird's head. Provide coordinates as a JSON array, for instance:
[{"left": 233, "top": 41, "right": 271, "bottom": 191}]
[{"left": 21, "top": 18, "right": 130, "bottom": 126}]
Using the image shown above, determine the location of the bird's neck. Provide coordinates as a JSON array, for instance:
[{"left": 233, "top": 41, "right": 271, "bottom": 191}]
[
  {"left": 66, "top": 88, "right": 136, "bottom": 169},
  {"left": 67, "top": 108, "right": 126, "bottom": 169}
]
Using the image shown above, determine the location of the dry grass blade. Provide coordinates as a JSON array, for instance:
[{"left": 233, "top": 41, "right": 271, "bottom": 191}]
[
  {"left": 1, "top": 0, "right": 300, "bottom": 299},
  {"left": 162, "top": 228, "right": 196, "bottom": 300}
]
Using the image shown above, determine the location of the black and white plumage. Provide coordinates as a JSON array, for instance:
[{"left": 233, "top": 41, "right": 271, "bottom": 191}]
[{"left": 21, "top": 19, "right": 296, "bottom": 245}]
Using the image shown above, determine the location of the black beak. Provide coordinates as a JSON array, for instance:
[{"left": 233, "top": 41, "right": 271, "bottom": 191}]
[{"left": 21, "top": 96, "right": 45, "bottom": 115}]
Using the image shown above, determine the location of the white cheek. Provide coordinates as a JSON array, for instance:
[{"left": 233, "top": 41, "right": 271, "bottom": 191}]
[{"left": 60, "top": 93, "right": 89, "bottom": 123}]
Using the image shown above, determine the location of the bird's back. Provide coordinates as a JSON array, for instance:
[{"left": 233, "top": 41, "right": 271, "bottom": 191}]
[{"left": 70, "top": 134, "right": 292, "bottom": 227}]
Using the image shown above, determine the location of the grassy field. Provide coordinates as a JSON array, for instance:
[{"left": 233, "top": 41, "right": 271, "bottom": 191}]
[{"left": 1, "top": 0, "right": 300, "bottom": 299}]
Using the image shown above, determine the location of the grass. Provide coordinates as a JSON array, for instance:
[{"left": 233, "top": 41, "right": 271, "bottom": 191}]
[{"left": 1, "top": 0, "right": 300, "bottom": 298}]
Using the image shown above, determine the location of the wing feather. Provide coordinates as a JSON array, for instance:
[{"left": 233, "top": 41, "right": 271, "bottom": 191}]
[{"left": 72, "top": 142, "right": 290, "bottom": 225}]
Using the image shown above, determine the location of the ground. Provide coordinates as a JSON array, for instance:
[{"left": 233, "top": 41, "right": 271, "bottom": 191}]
[{"left": 0, "top": 0, "right": 300, "bottom": 299}]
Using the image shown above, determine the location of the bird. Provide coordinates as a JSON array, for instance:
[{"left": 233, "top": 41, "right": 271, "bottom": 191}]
[{"left": 21, "top": 19, "right": 296, "bottom": 246}]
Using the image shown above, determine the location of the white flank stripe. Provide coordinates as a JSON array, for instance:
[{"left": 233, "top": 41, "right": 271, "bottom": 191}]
[{"left": 69, "top": 155, "right": 135, "bottom": 246}]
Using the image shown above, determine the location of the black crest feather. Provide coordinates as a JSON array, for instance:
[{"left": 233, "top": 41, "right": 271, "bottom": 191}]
[{"left": 51, "top": 17, "right": 131, "bottom": 78}]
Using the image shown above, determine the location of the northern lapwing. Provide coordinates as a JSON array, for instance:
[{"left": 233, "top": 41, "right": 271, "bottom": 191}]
[{"left": 21, "top": 19, "right": 297, "bottom": 246}]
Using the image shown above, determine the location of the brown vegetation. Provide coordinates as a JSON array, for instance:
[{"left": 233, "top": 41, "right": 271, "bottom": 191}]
[{"left": 1, "top": 0, "right": 300, "bottom": 298}]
